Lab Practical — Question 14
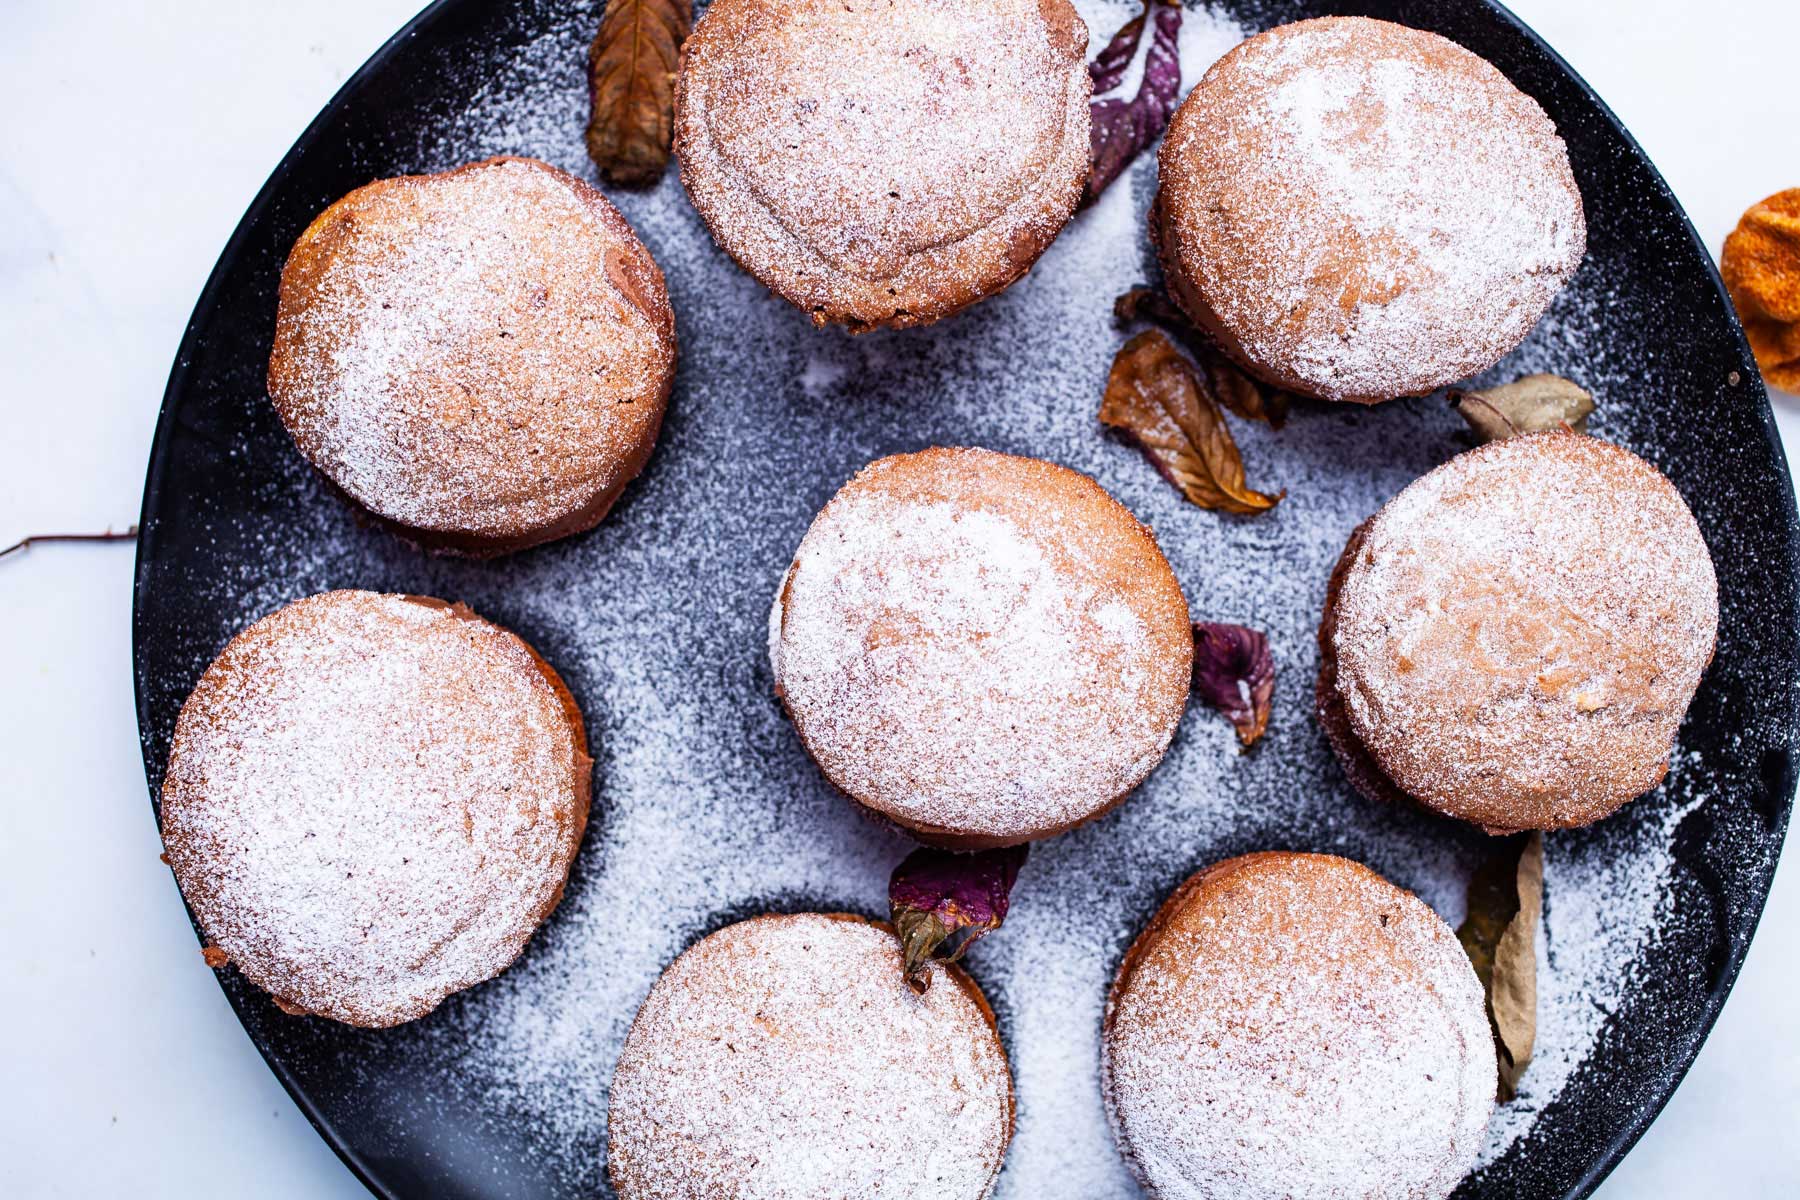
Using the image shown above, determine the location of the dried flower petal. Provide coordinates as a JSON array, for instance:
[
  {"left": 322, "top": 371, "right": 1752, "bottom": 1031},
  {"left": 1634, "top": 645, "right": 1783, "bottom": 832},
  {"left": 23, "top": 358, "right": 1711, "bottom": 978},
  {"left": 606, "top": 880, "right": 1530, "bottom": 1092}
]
[
  {"left": 1114, "top": 287, "right": 1291, "bottom": 427},
  {"left": 889, "top": 844, "right": 1028, "bottom": 994},
  {"left": 1456, "top": 832, "right": 1543, "bottom": 1101},
  {"left": 1087, "top": 0, "right": 1150, "bottom": 93},
  {"left": 1085, "top": 2, "right": 1182, "bottom": 206},
  {"left": 1449, "top": 374, "right": 1595, "bottom": 442},
  {"left": 586, "top": 0, "right": 692, "bottom": 187},
  {"left": 1192, "top": 621, "right": 1274, "bottom": 747},
  {"left": 1721, "top": 188, "right": 1800, "bottom": 392},
  {"left": 1099, "top": 329, "right": 1284, "bottom": 515}
]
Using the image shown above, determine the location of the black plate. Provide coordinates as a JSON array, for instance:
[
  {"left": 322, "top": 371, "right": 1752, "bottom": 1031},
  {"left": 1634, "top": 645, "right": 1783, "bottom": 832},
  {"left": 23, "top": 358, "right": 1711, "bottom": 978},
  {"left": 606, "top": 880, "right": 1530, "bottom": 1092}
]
[{"left": 133, "top": 1, "right": 1799, "bottom": 1197}]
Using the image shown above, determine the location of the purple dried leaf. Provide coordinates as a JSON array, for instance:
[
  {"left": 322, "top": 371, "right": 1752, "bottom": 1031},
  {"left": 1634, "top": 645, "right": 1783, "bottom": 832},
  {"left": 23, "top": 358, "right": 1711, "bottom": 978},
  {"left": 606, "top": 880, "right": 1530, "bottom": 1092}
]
[
  {"left": 1192, "top": 621, "right": 1274, "bottom": 748},
  {"left": 1088, "top": 1, "right": 1149, "bottom": 94},
  {"left": 888, "top": 844, "right": 1028, "bottom": 994},
  {"left": 1085, "top": 2, "right": 1183, "bottom": 206}
]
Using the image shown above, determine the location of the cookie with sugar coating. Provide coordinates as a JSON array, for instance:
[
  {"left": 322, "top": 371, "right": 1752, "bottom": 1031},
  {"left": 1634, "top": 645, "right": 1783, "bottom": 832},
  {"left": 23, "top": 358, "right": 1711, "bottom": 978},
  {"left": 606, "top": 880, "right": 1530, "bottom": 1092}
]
[
  {"left": 607, "top": 912, "right": 1012, "bottom": 1200},
  {"left": 269, "top": 156, "right": 676, "bottom": 556},
  {"left": 769, "top": 446, "right": 1193, "bottom": 848},
  {"left": 1317, "top": 432, "right": 1719, "bottom": 832},
  {"left": 674, "top": 0, "right": 1092, "bottom": 331},
  {"left": 1154, "top": 16, "right": 1585, "bottom": 404},
  {"left": 1103, "top": 851, "right": 1495, "bottom": 1200},
  {"left": 160, "top": 590, "right": 591, "bottom": 1028}
]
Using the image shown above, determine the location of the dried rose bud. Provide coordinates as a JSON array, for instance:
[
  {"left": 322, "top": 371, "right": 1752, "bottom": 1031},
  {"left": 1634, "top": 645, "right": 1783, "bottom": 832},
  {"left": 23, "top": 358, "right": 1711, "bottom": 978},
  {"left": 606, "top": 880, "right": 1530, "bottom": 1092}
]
[
  {"left": 1192, "top": 621, "right": 1275, "bottom": 748},
  {"left": 888, "top": 844, "right": 1028, "bottom": 994}
]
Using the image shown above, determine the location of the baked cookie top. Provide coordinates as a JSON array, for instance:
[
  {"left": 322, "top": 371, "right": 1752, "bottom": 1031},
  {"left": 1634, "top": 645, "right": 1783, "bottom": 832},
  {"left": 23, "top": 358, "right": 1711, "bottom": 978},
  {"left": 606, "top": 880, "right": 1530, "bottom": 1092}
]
[{"left": 675, "top": 0, "right": 1091, "bottom": 330}]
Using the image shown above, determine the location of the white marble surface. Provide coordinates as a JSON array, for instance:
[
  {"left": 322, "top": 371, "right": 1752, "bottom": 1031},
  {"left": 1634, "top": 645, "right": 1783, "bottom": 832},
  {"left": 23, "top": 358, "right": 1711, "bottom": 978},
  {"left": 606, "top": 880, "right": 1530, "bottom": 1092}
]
[{"left": 1, "top": 0, "right": 1796, "bottom": 1194}]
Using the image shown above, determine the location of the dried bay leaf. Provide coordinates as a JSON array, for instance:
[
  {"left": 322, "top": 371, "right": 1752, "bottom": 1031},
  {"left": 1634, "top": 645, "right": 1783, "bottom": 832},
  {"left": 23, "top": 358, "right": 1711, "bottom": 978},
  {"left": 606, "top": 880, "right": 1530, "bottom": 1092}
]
[
  {"left": 1099, "top": 329, "right": 1284, "bottom": 515},
  {"left": 1085, "top": 1, "right": 1183, "bottom": 206},
  {"left": 586, "top": 0, "right": 692, "bottom": 187},
  {"left": 889, "top": 844, "right": 1028, "bottom": 994},
  {"left": 1449, "top": 374, "right": 1595, "bottom": 442},
  {"left": 1192, "top": 621, "right": 1275, "bottom": 748},
  {"left": 1457, "top": 831, "right": 1543, "bottom": 1100}
]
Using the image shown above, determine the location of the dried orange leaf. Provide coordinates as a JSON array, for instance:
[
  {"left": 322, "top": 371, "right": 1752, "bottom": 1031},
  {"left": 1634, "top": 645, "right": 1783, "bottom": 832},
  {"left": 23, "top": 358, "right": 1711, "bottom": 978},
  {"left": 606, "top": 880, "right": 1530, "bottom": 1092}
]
[
  {"left": 1099, "top": 329, "right": 1284, "bottom": 515},
  {"left": 586, "top": 0, "right": 692, "bottom": 187},
  {"left": 1457, "top": 832, "right": 1542, "bottom": 1101}
]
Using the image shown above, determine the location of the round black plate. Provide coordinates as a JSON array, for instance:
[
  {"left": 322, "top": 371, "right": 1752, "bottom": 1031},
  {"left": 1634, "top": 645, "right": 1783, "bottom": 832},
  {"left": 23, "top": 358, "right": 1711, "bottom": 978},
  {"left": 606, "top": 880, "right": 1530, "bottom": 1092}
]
[{"left": 134, "top": 2, "right": 1799, "bottom": 1197}]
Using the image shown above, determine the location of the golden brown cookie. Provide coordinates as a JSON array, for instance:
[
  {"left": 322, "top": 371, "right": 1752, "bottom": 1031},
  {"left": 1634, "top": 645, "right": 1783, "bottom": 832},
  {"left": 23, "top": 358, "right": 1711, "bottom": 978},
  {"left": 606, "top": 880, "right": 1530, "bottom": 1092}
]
[
  {"left": 1317, "top": 433, "right": 1719, "bottom": 832},
  {"left": 769, "top": 447, "right": 1193, "bottom": 848},
  {"left": 607, "top": 912, "right": 1012, "bottom": 1200},
  {"left": 1103, "top": 852, "right": 1494, "bottom": 1200},
  {"left": 1154, "top": 17, "right": 1585, "bottom": 404},
  {"left": 269, "top": 156, "right": 676, "bottom": 555},
  {"left": 674, "top": 0, "right": 1091, "bottom": 331},
  {"left": 160, "top": 590, "right": 591, "bottom": 1028}
]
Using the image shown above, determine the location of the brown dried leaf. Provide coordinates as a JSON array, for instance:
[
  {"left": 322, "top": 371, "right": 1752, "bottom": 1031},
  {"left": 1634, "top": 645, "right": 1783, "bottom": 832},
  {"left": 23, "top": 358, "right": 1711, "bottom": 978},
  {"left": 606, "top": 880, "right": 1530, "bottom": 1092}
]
[
  {"left": 586, "top": 0, "right": 692, "bottom": 187},
  {"left": 1114, "top": 287, "right": 1290, "bottom": 428},
  {"left": 1449, "top": 374, "right": 1595, "bottom": 442},
  {"left": 1099, "top": 330, "right": 1284, "bottom": 515},
  {"left": 1204, "top": 354, "right": 1293, "bottom": 429},
  {"left": 1457, "top": 832, "right": 1542, "bottom": 1101}
]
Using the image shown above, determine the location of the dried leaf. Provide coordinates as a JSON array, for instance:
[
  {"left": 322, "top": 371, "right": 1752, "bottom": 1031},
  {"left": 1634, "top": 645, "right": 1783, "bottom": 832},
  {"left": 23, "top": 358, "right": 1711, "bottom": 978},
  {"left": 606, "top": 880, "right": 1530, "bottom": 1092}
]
[
  {"left": 586, "top": 0, "right": 692, "bottom": 187},
  {"left": 1114, "top": 287, "right": 1290, "bottom": 428},
  {"left": 1457, "top": 832, "right": 1543, "bottom": 1101},
  {"left": 1084, "top": 1, "right": 1182, "bottom": 206},
  {"left": 1099, "top": 329, "right": 1284, "bottom": 515},
  {"left": 1203, "top": 352, "right": 1293, "bottom": 430},
  {"left": 1114, "top": 285, "right": 1190, "bottom": 332},
  {"left": 889, "top": 844, "right": 1028, "bottom": 994},
  {"left": 1087, "top": 0, "right": 1149, "bottom": 93},
  {"left": 1449, "top": 374, "right": 1595, "bottom": 442},
  {"left": 1192, "top": 621, "right": 1274, "bottom": 748}
]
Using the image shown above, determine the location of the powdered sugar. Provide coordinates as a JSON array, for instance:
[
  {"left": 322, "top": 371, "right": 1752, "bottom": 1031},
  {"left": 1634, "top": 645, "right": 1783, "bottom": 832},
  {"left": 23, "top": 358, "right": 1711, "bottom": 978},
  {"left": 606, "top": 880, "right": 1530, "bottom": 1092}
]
[
  {"left": 1103, "top": 854, "right": 1494, "bottom": 1200},
  {"left": 159, "top": 591, "right": 589, "bottom": 1028},
  {"left": 1158, "top": 17, "right": 1586, "bottom": 402},
  {"left": 770, "top": 448, "right": 1189, "bottom": 842},
  {"left": 607, "top": 914, "right": 1010, "bottom": 1199}
]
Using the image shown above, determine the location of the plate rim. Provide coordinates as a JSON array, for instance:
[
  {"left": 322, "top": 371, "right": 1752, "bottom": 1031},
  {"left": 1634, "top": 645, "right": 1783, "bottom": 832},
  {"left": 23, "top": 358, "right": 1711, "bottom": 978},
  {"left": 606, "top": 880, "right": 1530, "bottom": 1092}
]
[{"left": 129, "top": 1, "right": 1800, "bottom": 1197}]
